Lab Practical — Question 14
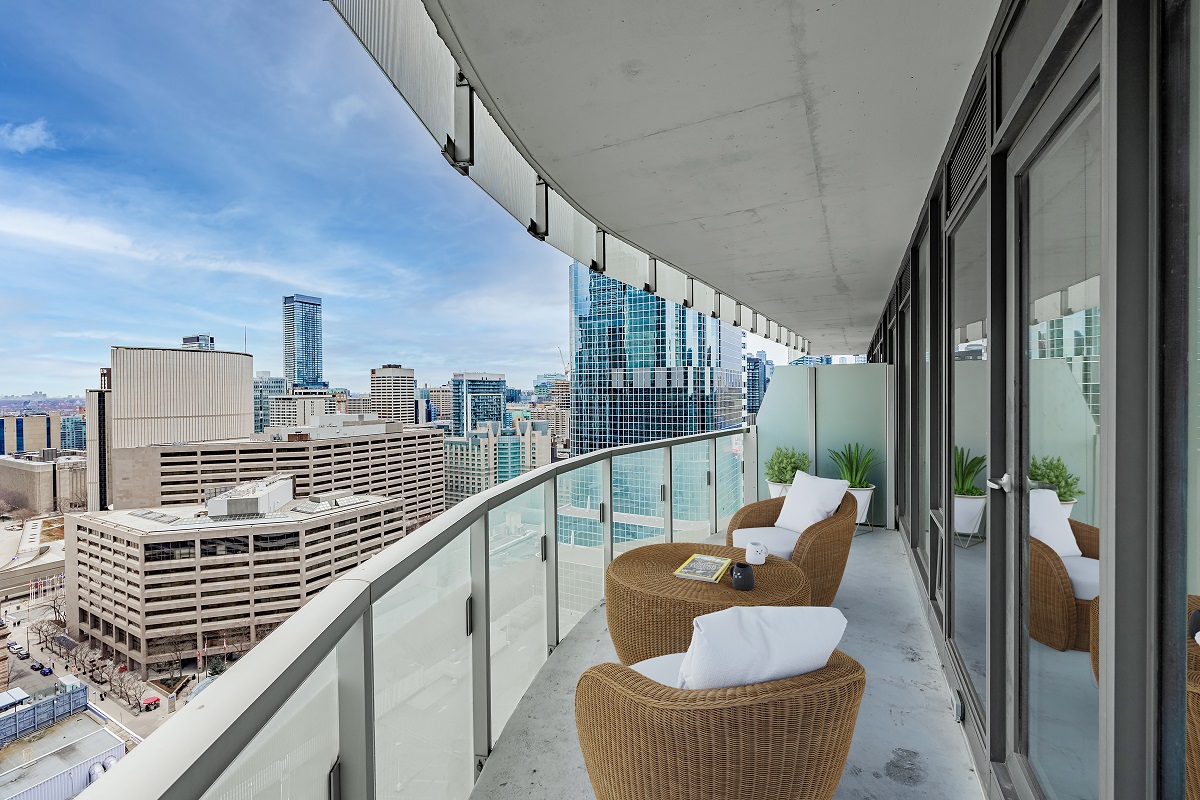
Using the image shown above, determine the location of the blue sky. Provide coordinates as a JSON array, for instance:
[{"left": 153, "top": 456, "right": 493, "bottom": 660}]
[{"left": 0, "top": 1, "right": 784, "bottom": 396}]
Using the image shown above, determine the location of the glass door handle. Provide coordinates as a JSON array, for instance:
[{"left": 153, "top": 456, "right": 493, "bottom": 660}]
[{"left": 987, "top": 473, "right": 1014, "bottom": 493}]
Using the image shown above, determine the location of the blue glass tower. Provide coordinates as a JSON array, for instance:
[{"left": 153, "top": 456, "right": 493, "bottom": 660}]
[
  {"left": 745, "top": 353, "right": 769, "bottom": 415},
  {"left": 283, "top": 294, "right": 325, "bottom": 389}
]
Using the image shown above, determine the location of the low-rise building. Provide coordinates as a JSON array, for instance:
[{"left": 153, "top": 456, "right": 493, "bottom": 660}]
[
  {"left": 0, "top": 451, "right": 87, "bottom": 514},
  {"left": 267, "top": 389, "right": 336, "bottom": 428},
  {"left": 0, "top": 413, "right": 60, "bottom": 456},
  {"left": 443, "top": 420, "right": 551, "bottom": 506},
  {"left": 67, "top": 475, "right": 407, "bottom": 677}
]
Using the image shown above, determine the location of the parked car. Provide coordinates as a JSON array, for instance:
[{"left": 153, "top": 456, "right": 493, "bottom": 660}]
[
  {"left": 29, "top": 661, "right": 43, "bottom": 671},
  {"left": 6, "top": 641, "right": 18, "bottom": 651},
  {"left": 39, "top": 666, "right": 52, "bottom": 676},
  {"left": 15, "top": 651, "right": 29, "bottom": 660},
  {"left": 143, "top": 696, "right": 161, "bottom": 712}
]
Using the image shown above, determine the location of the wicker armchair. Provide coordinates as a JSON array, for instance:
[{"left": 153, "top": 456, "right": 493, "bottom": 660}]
[
  {"left": 1028, "top": 518, "right": 1099, "bottom": 651},
  {"left": 726, "top": 493, "right": 857, "bottom": 606},
  {"left": 576, "top": 650, "right": 866, "bottom": 800},
  {"left": 1089, "top": 594, "right": 1200, "bottom": 679}
]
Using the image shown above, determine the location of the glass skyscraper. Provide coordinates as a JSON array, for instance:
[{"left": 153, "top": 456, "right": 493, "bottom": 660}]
[
  {"left": 745, "top": 353, "right": 770, "bottom": 415},
  {"left": 451, "top": 372, "right": 507, "bottom": 437},
  {"left": 568, "top": 261, "right": 743, "bottom": 454},
  {"left": 283, "top": 294, "right": 325, "bottom": 389},
  {"left": 561, "top": 261, "right": 745, "bottom": 559}
]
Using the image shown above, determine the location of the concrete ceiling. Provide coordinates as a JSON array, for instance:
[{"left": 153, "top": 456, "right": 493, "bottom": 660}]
[{"left": 425, "top": 0, "right": 1000, "bottom": 351}]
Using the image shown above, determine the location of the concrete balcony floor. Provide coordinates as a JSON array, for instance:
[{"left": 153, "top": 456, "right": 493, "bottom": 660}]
[{"left": 473, "top": 529, "right": 984, "bottom": 799}]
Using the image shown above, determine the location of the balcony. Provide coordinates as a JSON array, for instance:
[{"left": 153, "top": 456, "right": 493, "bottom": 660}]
[{"left": 79, "top": 423, "right": 979, "bottom": 800}]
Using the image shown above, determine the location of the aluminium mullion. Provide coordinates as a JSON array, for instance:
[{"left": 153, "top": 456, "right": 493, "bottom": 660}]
[
  {"left": 334, "top": 612, "right": 375, "bottom": 800},
  {"left": 469, "top": 514, "right": 491, "bottom": 775},
  {"left": 708, "top": 437, "right": 719, "bottom": 539},
  {"left": 663, "top": 445, "right": 674, "bottom": 543},
  {"left": 600, "top": 457, "right": 614, "bottom": 572},
  {"left": 543, "top": 479, "right": 559, "bottom": 651}
]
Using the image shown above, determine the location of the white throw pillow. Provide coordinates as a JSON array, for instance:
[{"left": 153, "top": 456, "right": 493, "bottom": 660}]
[
  {"left": 1029, "top": 488, "right": 1081, "bottom": 558},
  {"left": 774, "top": 470, "right": 850, "bottom": 534},
  {"left": 629, "top": 652, "right": 686, "bottom": 688},
  {"left": 678, "top": 606, "right": 847, "bottom": 690},
  {"left": 1060, "top": 555, "right": 1100, "bottom": 600}
]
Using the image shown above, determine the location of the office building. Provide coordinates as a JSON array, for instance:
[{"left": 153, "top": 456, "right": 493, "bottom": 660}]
[
  {"left": 443, "top": 420, "right": 550, "bottom": 506},
  {"left": 86, "top": 347, "right": 253, "bottom": 511},
  {"left": 370, "top": 365, "right": 416, "bottom": 424},
  {"left": 0, "top": 451, "right": 87, "bottom": 514},
  {"left": 67, "top": 474, "right": 406, "bottom": 677},
  {"left": 283, "top": 294, "right": 324, "bottom": 389},
  {"left": 268, "top": 389, "right": 336, "bottom": 428},
  {"left": 528, "top": 404, "right": 569, "bottom": 447},
  {"left": 548, "top": 379, "right": 570, "bottom": 408},
  {"left": 60, "top": 414, "right": 86, "bottom": 451},
  {"left": 0, "top": 412, "right": 60, "bottom": 456},
  {"left": 745, "top": 353, "right": 770, "bottom": 416},
  {"left": 345, "top": 395, "right": 372, "bottom": 415},
  {"left": 756, "top": 350, "right": 776, "bottom": 382},
  {"left": 182, "top": 334, "right": 216, "bottom": 351},
  {"left": 252, "top": 371, "right": 288, "bottom": 434},
  {"left": 450, "top": 372, "right": 507, "bottom": 437},
  {"left": 104, "top": 416, "right": 444, "bottom": 527},
  {"left": 533, "top": 373, "right": 566, "bottom": 402},
  {"left": 569, "top": 261, "right": 743, "bottom": 455},
  {"left": 422, "top": 385, "right": 453, "bottom": 421}
]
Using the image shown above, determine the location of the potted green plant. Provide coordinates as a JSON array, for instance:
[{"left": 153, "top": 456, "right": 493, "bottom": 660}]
[
  {"left": 952, "top": 446, "right": 987, "bottom": 536},
  {"left": 827, "top": 443, "right": 880, "bottom": 524},
  {"left": 763, "top": 446, "right": 811, "bottom": 497},
  {"left": 1028, "top": 455, "right": 1084, "bottom": 517}
]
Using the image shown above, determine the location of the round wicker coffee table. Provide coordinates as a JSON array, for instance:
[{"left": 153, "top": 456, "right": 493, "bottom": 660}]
[{"left": 605, "top": 542, "right": 811, "bottom": 665}]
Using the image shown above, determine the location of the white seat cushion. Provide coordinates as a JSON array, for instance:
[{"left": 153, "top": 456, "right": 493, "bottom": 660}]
[
  {"left": 1060, "top": 555, "right": 1100, "bottom": 600},
  {"left": 678, "top": 606, "right": 847, "bottom": 691},
  {"left": 1030, "top": 489, "right": 1081, "bottom": 558},
  {"left": 774, "top": 471, "right": 850, "bottom": 534},
  {"left": 629, "top": 652, "right": 686, "bottom": 688},
  {"left": 730, "top": 526, "right": 801, "bottom": 560}
]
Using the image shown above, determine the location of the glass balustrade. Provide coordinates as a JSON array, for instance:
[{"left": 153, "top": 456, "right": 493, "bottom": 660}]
[{"left": 82, "top": 428, "right": 750, "bottom": 800}]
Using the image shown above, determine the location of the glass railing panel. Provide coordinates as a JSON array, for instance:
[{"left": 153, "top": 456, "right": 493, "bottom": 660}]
[
  {"left": 199, "top": 651, "right": 338, "bottom": 800},
  {"left": 488, "top": 487, "right": 547, "bottom": 739},
  {"left": 716, "top": 433, "right": 745, "bottom": 535},
  {"left": 556, "top": 462, "right": 603, "bottom": 636},
  {"left": 613, "top": 450, "right": 666, "bottom": 556},
  {"left": 373, "top": 531, "right": 473, "bottom": 800},
  {"left": 672, "top": 440, "right": 713, "bottom": 543}
]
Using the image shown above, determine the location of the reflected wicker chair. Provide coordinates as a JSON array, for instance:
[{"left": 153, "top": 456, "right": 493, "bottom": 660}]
[
  {"left": 1090, "top": 595, "right": 1200, "bottom": 800},
  {"left": 1028, "top": 519, "right": 1099, "bottom": 651},
  {"left": 726, "top": 494, "right": 857, "bottom": 606},
  {"left": 575, "top": 650, "right": 866, "bottom": 800}
]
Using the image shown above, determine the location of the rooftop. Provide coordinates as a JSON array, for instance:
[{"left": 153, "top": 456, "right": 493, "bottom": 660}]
[{"left": 0, "top": 714, "right": 123, "bottom": 797}]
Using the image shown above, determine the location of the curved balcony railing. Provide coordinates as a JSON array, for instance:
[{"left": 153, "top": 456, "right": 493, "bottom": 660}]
[{"left": 79, "top": 426, "right": 756, "bottom": 800}]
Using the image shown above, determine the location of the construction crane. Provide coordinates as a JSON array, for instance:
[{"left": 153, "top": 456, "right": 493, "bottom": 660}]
[{"left": 558, "top": 346, "right": 569, "bottom": 377}]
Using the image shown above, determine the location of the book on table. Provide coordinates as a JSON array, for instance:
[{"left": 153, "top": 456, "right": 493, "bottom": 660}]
[{"left": 673, "top": 553, "right": 733, "bottom": 583}]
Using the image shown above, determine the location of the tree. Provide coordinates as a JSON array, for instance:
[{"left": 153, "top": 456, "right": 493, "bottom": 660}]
[
  {"left": 93, "top": 659, "right": 116, "bottom": 686},
  {"left": 30, "top": 620, "right": 57, "bottom": 648},
  {"left": 47, "top": 588, "right": 67, "bottom": 626}
]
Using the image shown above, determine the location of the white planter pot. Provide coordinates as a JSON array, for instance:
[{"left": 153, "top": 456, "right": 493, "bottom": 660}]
[
  {"left": 1061, "top": 499, "right": 1077, "bottom": 519},
  {"left": 766, "top": 480, "right": 791, "bottom": 498},
  {"left": 847, "top": 485, "right": 874, "bottom": 525},
  {"left": 953, "top": 494, "right": 987, "bottom": 535}
]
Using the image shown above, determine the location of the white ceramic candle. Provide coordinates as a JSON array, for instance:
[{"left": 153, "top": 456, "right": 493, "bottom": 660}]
[{"left": 745, "top": 541, "right": 768, "bottom": 565}]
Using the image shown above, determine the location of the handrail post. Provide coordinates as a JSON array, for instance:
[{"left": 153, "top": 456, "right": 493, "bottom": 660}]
[
  {"left": 708, "top": 437, "right": 719, "bottom": 539},
  {"left": 543, "top": 478, "right": 559, "bottom": 652},
  {"left": 335, "top": 611, "right": 375, "bottom": 800},
  {"left": 743, "top": 424, "right": 760, "bottom": 504},
  {"left": 470, "top": 514, "right": 491, "bottom": 776},
  {"left": 663, "top": 444, "right": 674, "bottom": 543},
  {"left": 601, "top": 457, "right": 614, "bottom": 573}
]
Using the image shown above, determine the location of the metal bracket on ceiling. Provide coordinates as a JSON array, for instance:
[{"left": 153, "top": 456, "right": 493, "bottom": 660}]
[
  {"left": 528, "top": 177, "right": 548, "bottom": 241},
  {"left": 645, "top": 258, "right": 657, "bottom": 294},
  {"left": 590, "top": 230, "right": 606, "bottom": 273},
  {"left": 441, "top": 69, "right": 474, "bottom": 175}
]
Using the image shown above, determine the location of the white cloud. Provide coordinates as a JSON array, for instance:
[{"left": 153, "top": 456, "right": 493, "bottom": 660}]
[
  {"left": 0, "top": 206, "right": 145, "bottom": 257},
  {"left": 0, "top": 119, "right": 57, "bottom": 154},
  {"left": 330, "top": 95, "right": 372, "bottom": 129}
]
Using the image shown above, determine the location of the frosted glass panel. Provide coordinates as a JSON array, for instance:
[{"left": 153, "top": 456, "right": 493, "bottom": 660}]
[
  {"left": 330, "top": 0, "right": 454, "bottom": 141},
  {"left": 200, "top": 652, "right": 338, "bottom": 800},
  {"left": 488, "top": 488, "right": 547, "bottom": 739},
  {"left": 692, "top": 282, "right": 717, "bottom": 318},
  {"left": 613, "top": 451, "right": 665, "bottom": 555},
  {"left": 655, "top": 262, "right": 690, "bottom": 307},
  {"left": 471, "top": 96, "right": 535, "bottom": 226},
  {"left": 556, "top": 463, "right": 603, "bottom": 635},
  {"left": 373, "top": 532, "right": 473, "bottom": 800},
  {"left": 547, "top": 188, "right": 596, "bottom": 266},
  {"left": 716, "top": 434, "right": 744, "bottom": 534},
  {"left": 672, "top": 441, "right": 712, "bottom": 542},
  {"left": 604, "top": 237, "right": 650, "bottom": 293}
]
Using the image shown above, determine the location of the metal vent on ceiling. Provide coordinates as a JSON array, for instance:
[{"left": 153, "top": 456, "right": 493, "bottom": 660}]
[{"left": 947, "top": 89, "right": 987, "bottom": 214}]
